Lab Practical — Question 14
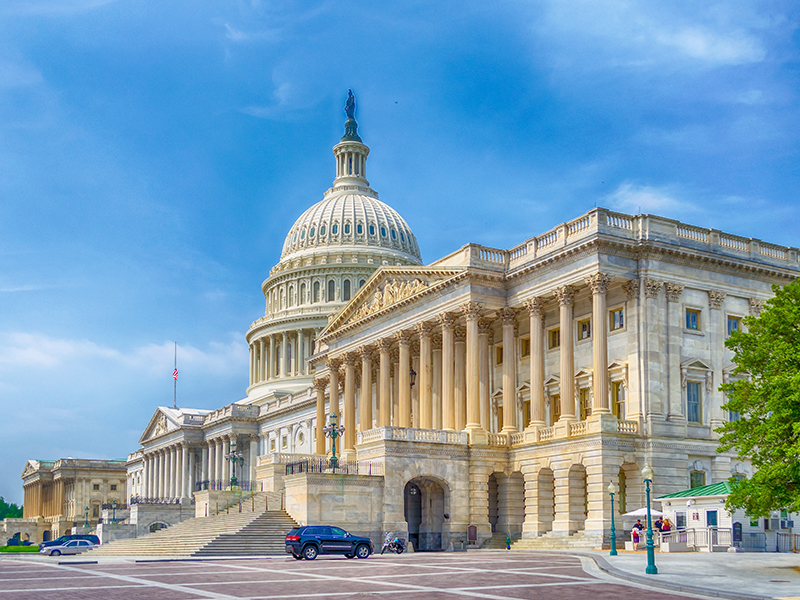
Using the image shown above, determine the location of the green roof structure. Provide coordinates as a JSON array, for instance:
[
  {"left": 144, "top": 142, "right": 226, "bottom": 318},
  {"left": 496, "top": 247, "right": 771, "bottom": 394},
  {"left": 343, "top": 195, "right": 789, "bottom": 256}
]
[{"left": 656, "top": 481, "right": 733, "bottom": 500}]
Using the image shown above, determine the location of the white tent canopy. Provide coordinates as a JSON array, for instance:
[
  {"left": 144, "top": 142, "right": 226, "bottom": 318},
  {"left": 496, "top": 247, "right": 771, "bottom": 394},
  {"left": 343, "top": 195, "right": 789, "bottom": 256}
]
[{"left": 622, "top": 507, "right": 665, "bottom": 517}]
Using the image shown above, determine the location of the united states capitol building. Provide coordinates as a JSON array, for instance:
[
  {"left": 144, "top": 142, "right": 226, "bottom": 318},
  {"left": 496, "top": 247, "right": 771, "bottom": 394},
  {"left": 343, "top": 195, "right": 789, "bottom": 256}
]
[{"left": 120, "top": 93, "right": 800, "bottom": 549}]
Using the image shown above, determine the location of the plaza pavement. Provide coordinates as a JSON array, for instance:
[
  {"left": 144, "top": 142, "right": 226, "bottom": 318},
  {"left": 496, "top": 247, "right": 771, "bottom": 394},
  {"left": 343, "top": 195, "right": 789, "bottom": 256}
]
[{"left": 0, "top": 549, "right": 796, "bottom": 600}]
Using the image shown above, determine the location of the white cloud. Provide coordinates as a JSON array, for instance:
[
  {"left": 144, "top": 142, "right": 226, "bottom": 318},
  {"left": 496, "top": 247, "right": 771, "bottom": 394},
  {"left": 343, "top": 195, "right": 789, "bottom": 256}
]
[{"left": 604, "top": 182, "right": 699, "bottom": 216}]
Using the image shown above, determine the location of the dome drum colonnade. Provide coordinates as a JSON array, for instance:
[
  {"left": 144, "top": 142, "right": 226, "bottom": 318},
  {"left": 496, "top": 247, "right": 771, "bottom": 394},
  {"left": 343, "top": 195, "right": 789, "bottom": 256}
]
[{"left": 310, "top": 271, "right": 622, "bottom": 458}]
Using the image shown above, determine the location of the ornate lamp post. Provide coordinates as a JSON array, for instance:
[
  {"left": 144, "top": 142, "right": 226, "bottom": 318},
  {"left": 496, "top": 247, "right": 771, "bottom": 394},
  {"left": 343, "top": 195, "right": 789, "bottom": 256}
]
[
  {"left": 83, "top": 506, "right": 90, "bottom": 528},
  {"left": 323, "top": 413, "right": 345, "bottom": 471},
  {"left": 608, "top": 481, "right": 617, "bottom": 556},
  {"left": 642, "top": 463, "right": 658, "bottom": 574},
  {"left": 225, "top": 440, "right": 245, "bottom": 488},
  {"left": 111, "top": 499, "right": 117, "bottom": 524}
]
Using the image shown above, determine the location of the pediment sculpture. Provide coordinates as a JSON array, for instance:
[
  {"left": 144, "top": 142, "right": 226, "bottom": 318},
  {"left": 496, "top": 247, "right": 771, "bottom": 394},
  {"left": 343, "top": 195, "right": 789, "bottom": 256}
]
[
  {"left": 154, "top": 413, "right": 168, "bottom": 437},
  {"left": 352, "top": 279, "right": 429, "bottom": 321}
]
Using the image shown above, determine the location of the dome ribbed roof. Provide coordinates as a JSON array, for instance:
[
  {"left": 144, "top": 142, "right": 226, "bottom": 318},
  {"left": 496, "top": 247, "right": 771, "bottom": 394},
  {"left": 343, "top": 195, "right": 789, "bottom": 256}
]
[{"left": 280, "top": 191, "right": 422, "bottom": 263}]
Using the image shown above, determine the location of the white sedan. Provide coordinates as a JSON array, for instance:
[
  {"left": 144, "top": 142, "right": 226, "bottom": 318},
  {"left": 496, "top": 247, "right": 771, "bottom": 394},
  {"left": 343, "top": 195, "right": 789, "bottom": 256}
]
[{"left": 40, "top": 539, "right": 98, "bottom": 556}]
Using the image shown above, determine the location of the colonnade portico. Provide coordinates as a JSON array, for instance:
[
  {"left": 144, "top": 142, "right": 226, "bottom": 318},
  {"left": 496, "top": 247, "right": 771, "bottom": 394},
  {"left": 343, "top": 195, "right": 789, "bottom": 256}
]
[
  {"left": 312, "top": 270, "right": 622, "bottom": 453},
  {"left": 141, "top": 442, "right": 197, "bottom": 501},
  {"left": 249, "top": 328, "right": 315, "bottom": 386}
]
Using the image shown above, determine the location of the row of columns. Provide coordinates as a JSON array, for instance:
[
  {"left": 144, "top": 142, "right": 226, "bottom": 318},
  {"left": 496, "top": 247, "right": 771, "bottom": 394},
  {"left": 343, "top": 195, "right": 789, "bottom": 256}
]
[
  {"left": 23, "top": 480, "right": 67, "bottom": 520},
  {"left": 313, "top": 272, "right": 617, "bottom": 454},
  {"left": 249, "top": 329, "right": 314, "bottom": 385},
  {"left": 142, "top": 443, "right": 196, "bottom": 499}
]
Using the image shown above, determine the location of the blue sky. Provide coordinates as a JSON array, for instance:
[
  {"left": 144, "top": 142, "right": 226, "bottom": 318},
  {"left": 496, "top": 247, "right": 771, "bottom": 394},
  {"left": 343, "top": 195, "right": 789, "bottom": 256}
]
[{"left": 1, "top": 1, "right": 798, "bottom": 504}]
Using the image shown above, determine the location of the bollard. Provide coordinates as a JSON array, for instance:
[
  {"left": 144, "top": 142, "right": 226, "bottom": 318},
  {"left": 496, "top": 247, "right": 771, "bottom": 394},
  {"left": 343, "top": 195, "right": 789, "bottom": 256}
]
[{"left": 506, "top": 536, "right": 511, "bottom": 550}]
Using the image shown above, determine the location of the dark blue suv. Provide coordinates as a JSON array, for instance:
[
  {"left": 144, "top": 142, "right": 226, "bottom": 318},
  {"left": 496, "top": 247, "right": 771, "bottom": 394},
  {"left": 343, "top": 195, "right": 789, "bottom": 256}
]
[{"left": 285, "top": 526, "right": 373, "bottom": 560}]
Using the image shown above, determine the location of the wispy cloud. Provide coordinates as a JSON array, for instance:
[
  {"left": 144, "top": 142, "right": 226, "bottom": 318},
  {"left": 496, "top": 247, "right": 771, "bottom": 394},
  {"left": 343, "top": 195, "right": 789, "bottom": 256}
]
[{"left": 604, "top": 182, "right": 700, "bottom": 217}]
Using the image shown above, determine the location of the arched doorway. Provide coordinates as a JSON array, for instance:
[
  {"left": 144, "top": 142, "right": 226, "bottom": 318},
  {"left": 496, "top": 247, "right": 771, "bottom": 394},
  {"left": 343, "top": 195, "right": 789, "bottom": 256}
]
[
  {"left": 42, "top": 530, "right": 51, "bottom": 542},
  {"left": 537, "top": 467, "right": 555, "bottom": 534},
  {"left": 404, "top": 477, "right": 447, "bottom": 551},
  {"left": 568, "top": 464, "right": 588, "bottom": 533}
]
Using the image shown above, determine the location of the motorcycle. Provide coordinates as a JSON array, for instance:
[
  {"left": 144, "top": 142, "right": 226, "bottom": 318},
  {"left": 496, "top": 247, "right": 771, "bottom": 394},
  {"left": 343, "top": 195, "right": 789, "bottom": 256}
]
[{"left": 380, "top": 532, "right": 406, "bottom": 554}]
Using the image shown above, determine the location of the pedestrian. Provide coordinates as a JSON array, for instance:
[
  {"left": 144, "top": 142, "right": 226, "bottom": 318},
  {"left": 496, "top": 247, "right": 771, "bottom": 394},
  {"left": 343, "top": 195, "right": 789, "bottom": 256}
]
[
  {"left": 631, "top": 525, "right": 640, "bottom": 550},
  {"left": 654, "top": 516, "right": 663, "bottom": 531},
  {"left": 661, "top": 518, "right": 671, "bottom": 532}
]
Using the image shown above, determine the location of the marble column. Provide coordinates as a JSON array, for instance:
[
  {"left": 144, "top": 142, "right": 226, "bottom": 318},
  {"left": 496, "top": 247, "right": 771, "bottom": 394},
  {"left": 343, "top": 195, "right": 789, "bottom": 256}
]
[
  {"left": 268, "top": 335, "right": 275, "bottom": 380},
  {"left": 328, "top": 359, "right": 341, "bottom": 418},
  {"left": 378, "top": 340, "right": 392, "bottom": 427},
  {"left": 463, "top": 302, "right": 482, "bottom": 431},
  {"left": 188, "top": 448, "right": 196, "bottom": 496},
  {"left": 587, "top": 273, "right": 613, "bottom": 413},
  {"left": 454, "top": 326, "right": 467, "bottom": 431},
  {"left": 432, "top": 335, "right": 443, "bottom": 430},
  {"left": 281, "top": 332, "right": 288, "bottom": 378},
  {"left": 180, "top": 444, "right": 188, "bottom": 498},
  {"left": 314, "top": 378, "right": 327, "bottom": 454},
  {"left": 397, "top": 331, "right": 412, "bottom": 427},
  {"left": 391, "top": 351, "right": 400, "bottom": 425},
  {"left": 439, "top": 313, "right": 456, "bottom": 430},
  {"left": 259, "top": 339, "right": 265, "bottom": 382},
  {"left": 201, "top": 443, "right": 208, "bottom": 483},
  {"left": 222, "top": 437, "right": 231, "bottom": 486},
  {"left": 500, "top": 307, "right": 518, "bottom": 433},
  {"left": 525, "top": 297, "right": 546, "bottom": 426},
  {"left": 216, "top": 438, "right": 224, "bottom": 486},
  {"left": 208, "top": 440, "right": 216, "bottom": 483},
  {"left": 415, "top": 323, "right": 433, "bottom": 429},
  {"left": 249, "top": 344, "right": 254, "bottom": 385},
  {"left": 360, "top": 347, "right": 373, "bottom": 432},
  {"left": 343, "top": 355, "right": 357, "bottom": 455},
  {"left": 478, "top": 318, "right": 492, "bottom": 430},
  {"left": 555, "top": 285, "right": 576, "bottom": 421},
  {"left": 249, "top": 434, "right": 258, "bottom": 483}
]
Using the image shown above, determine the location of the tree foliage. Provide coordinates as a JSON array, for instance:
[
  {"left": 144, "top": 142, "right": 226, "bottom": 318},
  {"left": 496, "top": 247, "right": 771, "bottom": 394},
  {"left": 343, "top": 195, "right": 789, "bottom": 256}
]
[
  {"left": 717, "top": 280, "right": 800, "bottom": 516},
  {"left": 0, "top": 497, "right": 22, "bottom": 520}
]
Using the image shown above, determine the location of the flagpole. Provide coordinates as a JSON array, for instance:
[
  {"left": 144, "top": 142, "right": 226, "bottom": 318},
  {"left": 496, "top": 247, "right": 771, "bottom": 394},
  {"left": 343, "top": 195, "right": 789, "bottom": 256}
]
[{"left": 173, "top": 341, "right": 177, "bottom": 409}]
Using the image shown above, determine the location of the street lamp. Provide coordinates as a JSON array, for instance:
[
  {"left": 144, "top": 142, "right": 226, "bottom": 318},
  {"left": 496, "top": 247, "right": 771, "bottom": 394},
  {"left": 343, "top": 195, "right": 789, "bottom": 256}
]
[
  {"left": 608, "top": 481, "right": 617, "bottom": 556},
  {"left": 323, "top": 413, "right": 345, "bottom": 471},
  {"left": 225, "top": 440, "right": 245, "bottom": 488},
  {"left": 111, "top": 499, "right": 117, "bottom": 524},
  {"left": 642, "top": 463, "right": 658, "bottom": 574},
  {"left": 410, "top": 367, "right": 417, "bottom": 388},
  {"left": 83, "top": 506, "right": 90, "bottom": 529}
]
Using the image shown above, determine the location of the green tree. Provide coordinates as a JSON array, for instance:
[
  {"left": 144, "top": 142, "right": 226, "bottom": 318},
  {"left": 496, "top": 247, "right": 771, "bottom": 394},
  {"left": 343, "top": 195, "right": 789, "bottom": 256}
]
[
  {"left": 0, "top": 496, "right": 23, "bottom": 520},
  {"left": 717, "top": 280, "right": 800, "bottom": 516}
]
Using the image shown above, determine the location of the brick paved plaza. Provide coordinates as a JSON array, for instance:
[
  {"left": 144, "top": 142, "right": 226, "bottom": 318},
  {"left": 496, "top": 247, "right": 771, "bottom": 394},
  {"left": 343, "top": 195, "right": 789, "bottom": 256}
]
[{"left": 0, "top": 552, "right": 703, "bottom": 600}]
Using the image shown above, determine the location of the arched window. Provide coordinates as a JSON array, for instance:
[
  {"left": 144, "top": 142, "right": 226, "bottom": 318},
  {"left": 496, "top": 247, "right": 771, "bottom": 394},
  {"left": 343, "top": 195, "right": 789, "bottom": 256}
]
[
  {"left": 309, "top": 227, "right": 315, "bottom": 238},
  {"left": 343, "top": 280, "right": 351, "bottom": 301},
  {"left": 344, "top": 223, "right": 351, "bottom": 235},
  {"left": 380, "top": 226, "right": 387, "bottom": 237},
  {"left": 289, "top": 286, "right": 295, "bottom": 307},
  {"left": 369, "top": 224, "right": 375, "bottom": 236},
  {"left": 359, "top": 279, "right": 366, "bottom": 288},
  {"left": 300, "top": 283, "right": 306, "bottom": 305},
  {"left": 300, "top": 229, "right": 305, "bottom": 240},
  {"left": 400, "top": 231, "right": 405, "bottom": 242},
  {"left": 328, "top": 280, "right": 336, "bottom": 301},
  {"left": 357, "top": 223, "right": 363, "bottom": 235},
  {"left": 332, "top": 223, "right": 338, "bottom": 235},
  {"left": 313, "top": 281, "right": 320, "bottom": 303},
  {"left": 320, "top": 225, "right": 326, "bottom": 236},
  {"left": 279, "top": 289, "right": 285, "bottom": 310},
  {"left": 391, "top": 229, "right": 397, "bottom": 239}
]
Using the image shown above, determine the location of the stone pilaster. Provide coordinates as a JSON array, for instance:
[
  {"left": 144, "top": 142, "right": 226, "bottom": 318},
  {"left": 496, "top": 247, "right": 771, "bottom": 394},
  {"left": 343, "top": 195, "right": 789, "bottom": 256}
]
[
  {"left": 462, "top": 302, "right": 484, "bottom": 439},
  {"left": 415, "top": 323, "right": 433, "bottom": 429},
  {"left": 555, "top": 286, "right": 575, "bottom": 422},
  {"left": 500, "top": 307, "right": 518, "bottom": 433},
  {"left": 314, "top": 378, "right": 328, "bottom": 454},
  {"left": 359, "top": 346, "right": 373, "bottom": 434},
  {"left": 438, "top": 313, "right": 456, "bottom": 431},
  {"left": 377, "top": 340, "right": 392, "bottom": 427},
  {"left": 587, "top": 273, "right": 612, "bottom": 414},
  {"left": 524, "top": 298, "right": 545, "bottom": 429},
  {"left": 343, "top": 354, "right": 357, "bottom": 458},
  {"left": 396, "top": 331, "right": 412, "bottom": 427}
]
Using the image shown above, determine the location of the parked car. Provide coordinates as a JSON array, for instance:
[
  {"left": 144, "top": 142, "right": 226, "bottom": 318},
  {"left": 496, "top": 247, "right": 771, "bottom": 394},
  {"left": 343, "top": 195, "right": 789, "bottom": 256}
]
[
  {"left": 40, "top": 539, "right": 98, "bottom": 556},
  {"left": 39, "top": 534, "right": 99, "bottom": 551},
  {"left": 285, "top": 526, "right": 373, "bottom": 560}
]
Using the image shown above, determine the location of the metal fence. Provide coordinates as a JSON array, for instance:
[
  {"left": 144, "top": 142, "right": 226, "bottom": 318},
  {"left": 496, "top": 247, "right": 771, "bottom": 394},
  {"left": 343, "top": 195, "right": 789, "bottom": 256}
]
[
  {"left": 130, "top": 497, "right": 193, "bottom": 505},
  {"left": 194, "top": 480, "right": 260, "bottom": 492},
  {"left": 777, "top": 532, "right": 800, "bottom": 553},
  {"left": 285, "top": 458, "right": 383, "bottom": 476},
  {"left": 737, "top": 532, "right": 767, "bottom": 551}
]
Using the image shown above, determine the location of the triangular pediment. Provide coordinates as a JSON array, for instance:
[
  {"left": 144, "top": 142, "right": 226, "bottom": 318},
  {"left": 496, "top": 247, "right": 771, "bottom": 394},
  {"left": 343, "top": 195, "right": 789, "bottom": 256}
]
[
  {"left": 323, "top": 266, "right": 465, "bottom": 336},
  {"left": 681, "top": 359, "right": 712, "bottom": 371},
  {"left": 20, "top": 460, "right": 39, "bottom": 479},
  {"left": 139, "top": 407, "right": 180, "bottom": 444}
]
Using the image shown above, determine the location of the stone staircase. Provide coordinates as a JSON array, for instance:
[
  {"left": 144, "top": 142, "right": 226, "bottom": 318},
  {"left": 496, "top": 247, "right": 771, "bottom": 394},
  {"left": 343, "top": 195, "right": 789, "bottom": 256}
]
[
  {"left": 481, "top": 530, "right": 603, "bottom": 551},
  {"left": 92, "top": 494, "right": 297, "bottom": 557}
]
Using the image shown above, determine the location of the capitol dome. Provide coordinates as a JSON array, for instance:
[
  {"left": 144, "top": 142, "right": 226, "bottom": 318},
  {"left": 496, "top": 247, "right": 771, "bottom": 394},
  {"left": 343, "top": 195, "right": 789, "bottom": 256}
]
[{"left": 280, "top": 192, "right": 421, "bottom": 263}]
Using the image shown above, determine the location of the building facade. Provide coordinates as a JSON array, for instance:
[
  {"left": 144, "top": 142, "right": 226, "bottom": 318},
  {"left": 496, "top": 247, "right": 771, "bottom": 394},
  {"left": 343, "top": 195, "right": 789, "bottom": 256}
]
[{"left": 122, "top": 97, "right": 800, "bottom": 549}]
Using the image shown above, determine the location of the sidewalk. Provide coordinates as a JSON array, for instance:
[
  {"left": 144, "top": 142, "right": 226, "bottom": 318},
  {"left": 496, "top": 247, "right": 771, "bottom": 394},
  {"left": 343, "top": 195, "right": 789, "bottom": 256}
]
[{"left": 583, "top": 550, "right": 800, "bottom": 600}]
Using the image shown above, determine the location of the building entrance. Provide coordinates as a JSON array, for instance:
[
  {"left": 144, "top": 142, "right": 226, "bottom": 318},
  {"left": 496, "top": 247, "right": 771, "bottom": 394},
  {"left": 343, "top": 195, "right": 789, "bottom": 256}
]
[{"left": 404, "top": 477, "right": 447, "bottom": 551}]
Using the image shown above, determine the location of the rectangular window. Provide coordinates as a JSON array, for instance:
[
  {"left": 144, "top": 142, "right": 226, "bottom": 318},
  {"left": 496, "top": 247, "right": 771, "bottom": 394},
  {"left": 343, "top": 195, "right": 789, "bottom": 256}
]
[
  {"left": 687, "top": 381, "right": 702, "bottom": 423},
  {"left": 496, "top": 345, "right": 503, "bottom": 365},
  {"left": 270, "top": 440, "right": 276, "bottom": 452},
  {"left": 523, "top": 401, "right": 531, "bottom": 426},
  {"left": 610, "top": 308, "right": 624, "bottom": 331},
  {"left": 110, "top": 485, "right": 117, "bottom": 491},
  {"left": 548, "top": 328, "right": 560, "bottom": 349},
  {"left": 551, "top": 394, "right": 561, "bottom": 423},
  {"left": 675, "top": 511, "right": 687, "bottom": 529},
  {"left": 92, "top": 505, "right": 99, "bottom": 517},
  {"left": 92, "top": 484, "right": 100, "bottom": 491},
  {"left": 706, "top": 510, "right": 718, "bottom": 527},
  {"left": 281, "top": 436, "right": 288, "bottom": 449},
  {"left": 520, "top": 337, "right": 530, "bottom": 357},
  {"left": 750, "top": 517, "right": 759, "bottom": 527},
  {"left": 727, "top": 316, "right": 741, "bottom": 336},
  {"left": 686, "top": 309, "right": 701, "bottom": 330},
  {"left": 729, "top": 410, "right": 740, "bottom": 422},
  {"left": 579, "top": 388, "right": 591, "bottom": 420},
  {"left": 578, "top": 318, "right": 591, "bottom": 340},
  {"left": 612, "top": 381, "right": 625, "bottom": 419},
  {"left": 690, "top": 470, "right": 706, "bottom": 489}
]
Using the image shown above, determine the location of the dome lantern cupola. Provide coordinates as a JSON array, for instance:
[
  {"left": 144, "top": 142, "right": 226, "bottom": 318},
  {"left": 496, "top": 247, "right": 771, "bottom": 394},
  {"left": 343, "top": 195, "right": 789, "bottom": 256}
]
[{"left": 333, "top": 90, "right": 370, "bottom": 189}]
